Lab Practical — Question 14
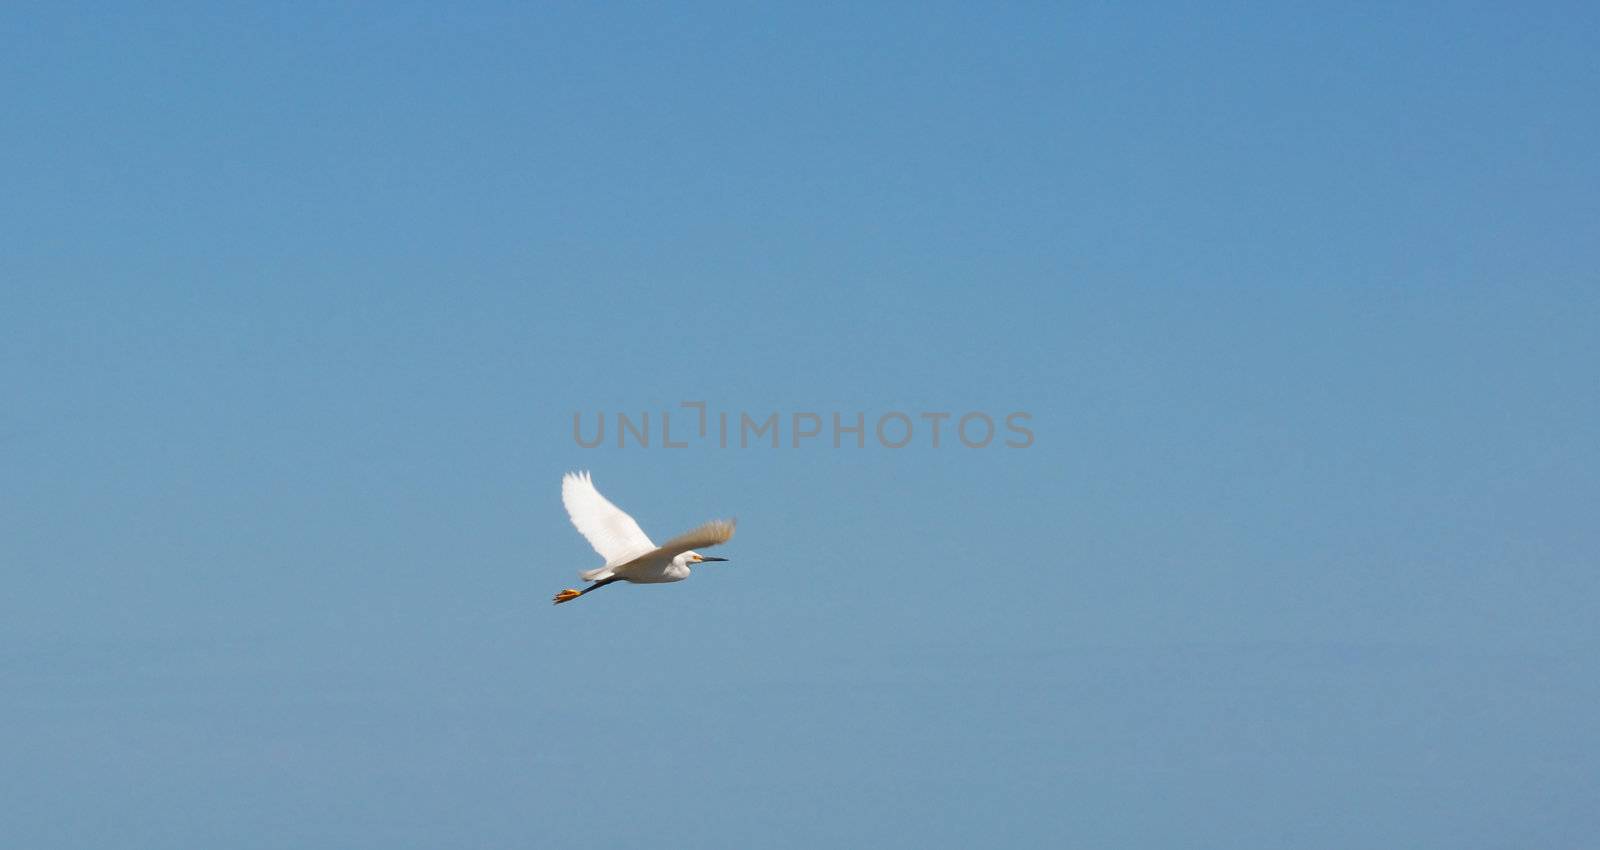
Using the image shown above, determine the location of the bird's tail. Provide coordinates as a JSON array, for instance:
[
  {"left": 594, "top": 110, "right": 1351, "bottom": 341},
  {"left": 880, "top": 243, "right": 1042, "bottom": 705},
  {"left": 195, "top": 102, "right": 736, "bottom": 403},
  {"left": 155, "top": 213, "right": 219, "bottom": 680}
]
[{"left": 579, "top": 567, "right": 615, "bottom": 582}]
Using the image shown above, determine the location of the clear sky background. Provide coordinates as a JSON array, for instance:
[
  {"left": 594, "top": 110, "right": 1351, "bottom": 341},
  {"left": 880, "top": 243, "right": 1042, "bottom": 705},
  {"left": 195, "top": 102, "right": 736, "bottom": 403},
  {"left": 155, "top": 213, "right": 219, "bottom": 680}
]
[{"left": 3, "top": 3, "right": 1597, "bottom": 848}]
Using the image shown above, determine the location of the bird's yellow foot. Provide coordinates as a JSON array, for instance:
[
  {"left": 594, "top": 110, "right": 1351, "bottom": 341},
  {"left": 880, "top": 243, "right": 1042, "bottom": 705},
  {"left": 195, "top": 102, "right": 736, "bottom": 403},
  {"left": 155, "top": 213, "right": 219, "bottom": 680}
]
[{"left": 552, "top": 588, "right": 583, "bottom": 605}]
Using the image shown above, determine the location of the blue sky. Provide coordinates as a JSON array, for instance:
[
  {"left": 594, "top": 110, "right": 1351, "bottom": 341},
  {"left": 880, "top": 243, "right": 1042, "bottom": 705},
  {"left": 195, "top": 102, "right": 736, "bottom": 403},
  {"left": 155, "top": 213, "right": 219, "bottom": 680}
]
[{"left": 3, "top": 3, "right": 1597, "bottom": 848}]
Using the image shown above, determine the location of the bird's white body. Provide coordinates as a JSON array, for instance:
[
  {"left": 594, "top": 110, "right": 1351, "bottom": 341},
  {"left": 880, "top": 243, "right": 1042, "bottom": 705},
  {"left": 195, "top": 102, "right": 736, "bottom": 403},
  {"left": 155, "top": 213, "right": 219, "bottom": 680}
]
[
  {"left": 552, "top": 471, "right": 735, "bottom": 604},
  {"left": 611, "top": 553, "right": 693, "bottom": 584}
]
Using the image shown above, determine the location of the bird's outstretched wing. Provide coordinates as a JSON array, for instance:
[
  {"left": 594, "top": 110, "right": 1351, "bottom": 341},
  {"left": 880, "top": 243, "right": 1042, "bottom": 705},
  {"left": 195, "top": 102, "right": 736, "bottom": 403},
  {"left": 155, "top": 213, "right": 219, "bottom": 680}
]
[
  {"left": 562, "top": 471, "right": 655, "bottom": 566},
  {"left": 653, "top": 518, "right": 737, "bottom": 559}
]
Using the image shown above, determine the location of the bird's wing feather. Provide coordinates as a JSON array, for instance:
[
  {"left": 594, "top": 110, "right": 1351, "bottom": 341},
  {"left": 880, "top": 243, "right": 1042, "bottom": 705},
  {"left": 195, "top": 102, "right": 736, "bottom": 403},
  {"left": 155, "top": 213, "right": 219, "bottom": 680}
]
[
  {"left": 652, "top": 518, "right": 737, "bottom": 559},
  {"left": 561, "top": 471, "right": 655, "bottom": 566}
]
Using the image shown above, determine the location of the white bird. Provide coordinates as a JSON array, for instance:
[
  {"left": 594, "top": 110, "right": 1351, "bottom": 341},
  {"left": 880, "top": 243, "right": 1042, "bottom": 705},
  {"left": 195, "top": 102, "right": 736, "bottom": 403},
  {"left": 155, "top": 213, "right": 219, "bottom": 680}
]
[{"left": 552, "top": 471, "right": 736, "bottom": 605}]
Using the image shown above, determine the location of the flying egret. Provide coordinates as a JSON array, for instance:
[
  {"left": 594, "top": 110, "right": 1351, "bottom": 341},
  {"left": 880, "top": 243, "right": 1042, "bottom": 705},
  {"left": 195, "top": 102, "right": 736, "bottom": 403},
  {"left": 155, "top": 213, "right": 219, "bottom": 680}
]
[{"left": 552, "top": 471, "right": 736, "bottom": 605}]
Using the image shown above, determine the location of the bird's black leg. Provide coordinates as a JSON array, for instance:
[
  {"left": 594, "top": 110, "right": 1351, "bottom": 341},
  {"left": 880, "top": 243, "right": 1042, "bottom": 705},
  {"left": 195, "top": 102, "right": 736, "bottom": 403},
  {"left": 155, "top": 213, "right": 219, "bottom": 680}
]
[{"left": 554, "top": 576, "right": 619, "bottom": 605}]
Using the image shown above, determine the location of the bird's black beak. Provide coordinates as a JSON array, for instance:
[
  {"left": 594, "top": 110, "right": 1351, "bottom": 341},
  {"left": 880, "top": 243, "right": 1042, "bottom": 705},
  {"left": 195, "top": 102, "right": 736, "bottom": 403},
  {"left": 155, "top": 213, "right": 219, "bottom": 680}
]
[{"left": 700, "top": 556, "right": 729, "bottom": 562}]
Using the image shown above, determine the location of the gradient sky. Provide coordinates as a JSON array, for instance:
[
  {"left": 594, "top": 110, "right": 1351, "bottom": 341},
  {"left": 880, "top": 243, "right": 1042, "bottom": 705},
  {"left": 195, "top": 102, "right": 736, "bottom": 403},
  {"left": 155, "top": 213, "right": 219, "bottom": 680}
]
[{"left": 3, "top": 3, "right": 1598, "bottom": 848}]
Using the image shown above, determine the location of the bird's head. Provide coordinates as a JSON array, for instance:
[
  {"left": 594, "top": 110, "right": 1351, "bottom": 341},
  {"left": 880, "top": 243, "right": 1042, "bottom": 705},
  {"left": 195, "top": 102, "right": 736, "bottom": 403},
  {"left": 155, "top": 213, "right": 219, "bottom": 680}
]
[{"left": 685, "top": 551, "right": 728, "bottom": 565}]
